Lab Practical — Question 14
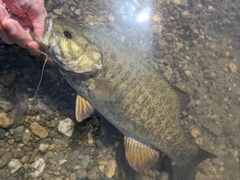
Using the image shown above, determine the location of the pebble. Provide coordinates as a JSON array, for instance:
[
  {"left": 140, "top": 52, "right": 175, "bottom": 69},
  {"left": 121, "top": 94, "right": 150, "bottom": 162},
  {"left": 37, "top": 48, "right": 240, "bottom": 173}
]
[
  {"left": 53, "top": 9, "right": 62, "bottom": 15},
  {"left": 231, "top": 136, "right": 240, "bottom": 148},
  {"left": 0, "top": 128, "right": 5, "bottom": 139},
  {"left": 0, "top": 70, "right": 16, "bottom": 86},
  {"left": 172, "top": 0, "right": 180, "bottom": 5},
  {"left": 22, "top": 129, "right": 32, "bottom": 145},
  {"left": 30, "top": 122, "right": 48, "bottom": 139},
  {"left": 157, "top": 39, "right": 169, "bottom": 50},
  {"left": 76, "top": 169, "right": 87, "bottom": 179},
  {"left": 81, "top": 155, "right": 90, "bottom": 169},
  {"left": 58, "top": 118, "right": 74, "bottom": 137},
  {"left": 0, "top": 152, "right": 12, "bottom": 168},
  {"left": 30, "top": 157, "right": 46, "bottom": 178},
  {"left": 74, "top": 9, "right": 81, "bottom": 15},
  {"left": 191, "top": 128, "right": 201, "bottom": 138},
  {"left": 29, "top": 149, "right": 39, "bottom": 163},
  {"left": 152, "top": 14, "right": 161, "bottom": 23},
  {"left": 222, "top": 123, "right": 235, "bottom": 136},
  {"left": 98, "top": 160, "right": 108, "bottom": 165},
  {"left": 108, "top": 14, "right": 115, "bottom": 22},
  {"left": 159, "top": 172, "right": 169, "bottom": 180},
  {"left": 163, "top": 55, "right": 173, "bottom": 65},
  {"left": 163, "top": 66, "right": 173, "bottom": 80},
  {"left": 21, "top": 155, "right": 30, "bottom": 163},
  {"left": 172, "top": 0, "right": 188, "bottom": 6},
  {"left": 181, "top": 10, "right": 191, "bottom": 19},
  {"left": 98, "top": 165, "right": 105, "bottom": 173},
  {"left": 0, "top": 98, "right": 13, "bottom": 111},
  {"left": 0, "top": 112, "right": 13, "bottom": 128},
  {"left": 209, "top": 126, "right": 222, "bottom": 137},
  {"left": 39, "top": 144, "right": 49, "bottom": 153},
  {"left": 8, "top": 159, "right": 22, "bottom": 174},
  {"left": 184, "top": 70, "right": 192, "bottom": 77},
  {"left": 87, "top": 132, "right": 94, "bottom": 145},
  {"left": 224, "top": 157, "right": 239, "bottom": 171},
  {"left": 8, "top": 139, "right": 14, "bottom": 145},
  {"left": 87, "top": 170, "right": 98, "bottom": 180},
  {"left": 228, "top": 62, "right": 237, "bottom": 73},
  {"left": 13, "top": 126, "right": 24, "bottom": 142},
  {"left": 69, "top": 173, "right": 77, "bottom": 180},
  {"left": 224, "top": 51, "right": 230, "bottom": 58},
  {"left": 104, "top": 159, "right": 116, "bottom": 178}
]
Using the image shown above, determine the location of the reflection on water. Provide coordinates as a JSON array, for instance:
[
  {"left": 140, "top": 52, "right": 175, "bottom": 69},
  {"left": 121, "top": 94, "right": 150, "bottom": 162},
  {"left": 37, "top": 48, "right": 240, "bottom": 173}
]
[{"left": 0, "top": 0, "right": 240, "bottom": 179}]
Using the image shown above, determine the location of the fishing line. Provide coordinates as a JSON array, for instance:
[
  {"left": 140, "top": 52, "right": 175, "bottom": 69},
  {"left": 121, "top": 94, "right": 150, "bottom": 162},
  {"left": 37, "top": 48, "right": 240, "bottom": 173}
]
[{"left": 28, "top": 48, "right": 50, "bottom": 102}]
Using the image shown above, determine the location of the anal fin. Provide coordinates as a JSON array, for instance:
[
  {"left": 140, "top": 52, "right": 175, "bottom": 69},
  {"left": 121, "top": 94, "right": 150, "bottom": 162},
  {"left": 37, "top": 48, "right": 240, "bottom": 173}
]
[
  {"left": 124, "top": 137, "right": 159, "bottom": 172},
  {"left": 75, "top": 95, "right": 94, "bottom": 122}
]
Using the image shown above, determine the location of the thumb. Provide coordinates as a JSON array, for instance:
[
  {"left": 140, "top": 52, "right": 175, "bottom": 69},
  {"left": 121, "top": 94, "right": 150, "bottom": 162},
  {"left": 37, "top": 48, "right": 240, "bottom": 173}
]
[{"left": 26, "top": 0, "right": 47, "bottom": 37}]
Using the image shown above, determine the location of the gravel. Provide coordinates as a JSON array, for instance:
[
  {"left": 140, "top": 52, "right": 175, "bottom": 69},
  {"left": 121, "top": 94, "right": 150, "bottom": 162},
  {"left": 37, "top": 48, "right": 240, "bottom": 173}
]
[{"left": 0, "top": 0, "right": 240, "bottom": 179}]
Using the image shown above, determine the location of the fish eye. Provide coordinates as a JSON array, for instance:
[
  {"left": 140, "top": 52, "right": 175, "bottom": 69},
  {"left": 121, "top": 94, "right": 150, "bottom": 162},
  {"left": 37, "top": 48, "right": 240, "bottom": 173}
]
[{"left": 63, "top": 31, "right": 72, "bottom": 39}]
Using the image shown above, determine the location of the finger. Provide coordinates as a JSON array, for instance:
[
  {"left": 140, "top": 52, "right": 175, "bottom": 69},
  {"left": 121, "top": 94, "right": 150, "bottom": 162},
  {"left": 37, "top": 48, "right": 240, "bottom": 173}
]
[
  {"left": 0, "top": 5, "right": 14, "bottom": 44},
  {"left": 0, "top": 4, "right": 10, "bottom": 22},
  {"left": 26, "top": 0, "right": 47, "bottom": 37},
  {"left": 27, "top": 41, "right": 42, "bottom": 55},
  {"left": 0, "top": 25, "right": 14, "bottom": 44},
  {"left": 2, "top": 18, "right": 33, "bottom": 48}
]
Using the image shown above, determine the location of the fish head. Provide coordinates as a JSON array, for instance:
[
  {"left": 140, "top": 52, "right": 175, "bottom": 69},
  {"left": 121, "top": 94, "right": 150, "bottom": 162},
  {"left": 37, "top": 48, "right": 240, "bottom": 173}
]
[{"left": 35, "top": 17, "right": 102, "bottom": 74}]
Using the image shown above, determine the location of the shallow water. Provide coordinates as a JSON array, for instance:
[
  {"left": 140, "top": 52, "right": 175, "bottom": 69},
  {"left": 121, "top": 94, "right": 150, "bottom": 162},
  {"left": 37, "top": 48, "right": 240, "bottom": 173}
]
[{"left": 0, "top": 0, "right": 240, "bottom": 179}]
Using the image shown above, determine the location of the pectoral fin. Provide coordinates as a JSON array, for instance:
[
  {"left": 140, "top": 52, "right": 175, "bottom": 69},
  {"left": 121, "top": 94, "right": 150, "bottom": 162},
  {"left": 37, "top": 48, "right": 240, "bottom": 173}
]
[
  {"left": 75, "top": 95, "right": 94, "bottom": 122},
  {"left": 124, "top": 137, "right": 159, "bottom": 172}
]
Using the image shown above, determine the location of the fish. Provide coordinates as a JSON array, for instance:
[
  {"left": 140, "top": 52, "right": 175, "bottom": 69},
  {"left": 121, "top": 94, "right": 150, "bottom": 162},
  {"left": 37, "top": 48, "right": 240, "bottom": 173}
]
[{"left": 33, "top": 17, "right": 217, "bottom": 179}]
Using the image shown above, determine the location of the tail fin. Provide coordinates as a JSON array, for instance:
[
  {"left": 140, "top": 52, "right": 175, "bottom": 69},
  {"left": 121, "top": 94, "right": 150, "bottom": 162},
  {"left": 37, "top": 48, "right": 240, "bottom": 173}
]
[{"left": 171, "top": 148, "right": 217, "bottom": 180}]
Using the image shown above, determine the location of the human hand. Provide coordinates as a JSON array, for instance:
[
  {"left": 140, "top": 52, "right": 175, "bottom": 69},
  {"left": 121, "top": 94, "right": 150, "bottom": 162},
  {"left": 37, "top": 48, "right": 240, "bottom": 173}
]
[{"left": 0, "top": 0, "right": 47, "bottom": 55}]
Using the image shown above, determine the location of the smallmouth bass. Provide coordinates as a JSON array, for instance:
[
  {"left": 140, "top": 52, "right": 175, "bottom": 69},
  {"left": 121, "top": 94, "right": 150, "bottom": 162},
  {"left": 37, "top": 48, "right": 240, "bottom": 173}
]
[{"left": 33, "top": 17, "right": 216, "bottom": 179}]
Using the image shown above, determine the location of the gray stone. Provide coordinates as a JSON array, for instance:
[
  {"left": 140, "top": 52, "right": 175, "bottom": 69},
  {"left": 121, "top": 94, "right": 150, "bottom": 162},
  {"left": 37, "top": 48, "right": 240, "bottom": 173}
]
[
  {"left": 223, "top": 157, "right": 239, "bottom": 171},
  {"left": 181, "top": 10, "right": 191, "bottom": 19},
  {"left": 157, "top": 39, "right": 169, "bottom": 50},
  {"left": 22, "top": 130, "right": 32, "bottom": 145},
  {"left": 0, "top": 128, "right": 5, "bottom": 139},
  {"left": 0, "top": 98, "right": 12, "bottom": 111},
  {"left": 69, "top": 173, "right": 77, "bottom": 180},
  {"left": 13, "top": 126, "right": 24, "bottom": 142},
  {"left": 163, "top": 55, "right": 173, "bottom": 65},
  {"left": 87, "top": 170, "right": 98, "bottom": 180},
  {"left": 0, "top": 152, "right": 12, "bottom": 168},
  {"left": 209, "top": 126, "right": 222, "bottom": 136},
  {"left": 76, "top": 169, "right": 87, "bottom": 179},
  {"left": 81, "top": 155, "right": 90, "bottom": 169}
]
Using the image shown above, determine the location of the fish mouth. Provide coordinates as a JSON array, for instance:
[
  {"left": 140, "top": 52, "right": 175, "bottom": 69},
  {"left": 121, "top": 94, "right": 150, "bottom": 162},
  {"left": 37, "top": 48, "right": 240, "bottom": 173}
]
[
  {"left": 42, "top": 16, "right": 53, "bottom": 38},
  {"left": 31, "top": 16, "right": 53, "bottom": 47}
]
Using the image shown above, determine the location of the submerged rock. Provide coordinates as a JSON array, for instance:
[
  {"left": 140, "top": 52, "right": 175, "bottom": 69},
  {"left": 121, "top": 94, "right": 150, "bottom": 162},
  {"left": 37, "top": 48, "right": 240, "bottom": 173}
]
[{"left": 58, "top": 118, "right": 74, "bottom": 137}]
